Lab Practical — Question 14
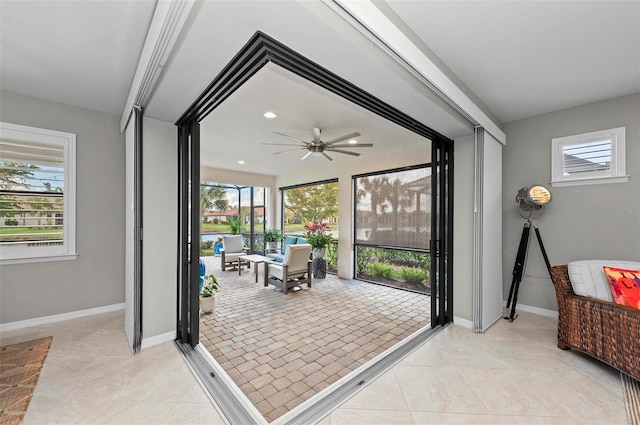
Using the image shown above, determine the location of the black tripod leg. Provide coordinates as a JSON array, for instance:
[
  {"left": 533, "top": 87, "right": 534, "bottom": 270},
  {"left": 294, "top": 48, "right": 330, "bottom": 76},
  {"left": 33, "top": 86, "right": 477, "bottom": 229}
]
[
  {"left": 505, "top": 224, "right": 530, "bottom": 321},
  {"left": 534, "top": 225, "right": 552, "bottom": 277}
]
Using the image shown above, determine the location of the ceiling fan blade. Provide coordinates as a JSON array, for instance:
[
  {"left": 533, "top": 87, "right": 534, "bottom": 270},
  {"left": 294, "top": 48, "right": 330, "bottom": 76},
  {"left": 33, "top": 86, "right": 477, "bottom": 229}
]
[
  {"left": 325, "top": 132, "right": 361, "bottom": 145},
  {"left": 262, "top": 142, "right": 305, "bottom": 146},
  {"left": 328, "top": 143, "right": 373, "bottom": 148},
  {"left": 275, "top": 147, "right": 307, "bottom": 154},
  {"left": 274, "top": 131, "right": 309, "bottom": 145},
  {"left": 322, "top": 152, "right": 333, "bottom": 161},
  {"left": 312, "top": 127, "right": 321, "bottom": 143},
  {"left": 326, "top": 148, "right": 360, "bottom": 156},
  {"left": 301, "top": 151, "right": 312, "bottom": 160}
]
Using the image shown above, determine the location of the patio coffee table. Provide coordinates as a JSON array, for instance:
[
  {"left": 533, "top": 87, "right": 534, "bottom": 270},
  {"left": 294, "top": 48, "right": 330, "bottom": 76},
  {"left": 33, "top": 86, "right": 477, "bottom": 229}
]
[{"left": 238, "top": 254, "right": 271, "bottom": 283}]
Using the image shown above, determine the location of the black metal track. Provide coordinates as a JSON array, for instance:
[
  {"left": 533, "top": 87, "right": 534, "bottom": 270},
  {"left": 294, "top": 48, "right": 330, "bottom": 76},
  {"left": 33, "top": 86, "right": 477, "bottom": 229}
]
[{"left": 176, "top": 31, "right": 453, "bottom": 146}]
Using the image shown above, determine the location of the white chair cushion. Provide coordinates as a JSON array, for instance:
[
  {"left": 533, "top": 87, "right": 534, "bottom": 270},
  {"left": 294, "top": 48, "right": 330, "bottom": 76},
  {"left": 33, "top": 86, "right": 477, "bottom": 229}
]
[
  {"left": 223, "top": 235, "right": 244, "bottom": 253},
  {"left": 224, "top": 252, "right": 243, "bottom": 262},
  {"left": 568, "top": 260, "right": 640, "bottom": 301},
  {"left": 283, "top": 244, "right": 311, "bottom": 273}
]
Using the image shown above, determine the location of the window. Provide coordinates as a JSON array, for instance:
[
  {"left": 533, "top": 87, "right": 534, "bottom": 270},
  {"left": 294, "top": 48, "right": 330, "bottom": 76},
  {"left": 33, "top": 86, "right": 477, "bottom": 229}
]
[
  {"left": 353, "top": 165, "right": 431, "bottom": 294},
  {"left": 281, "top": 179, "right": 339, "bottom": 273},
  {"left": 0, "top": 122, "right": 77, "bottom": 264},
  {"left": 551, "top": 127, "right": 628, "bottom": 187}
]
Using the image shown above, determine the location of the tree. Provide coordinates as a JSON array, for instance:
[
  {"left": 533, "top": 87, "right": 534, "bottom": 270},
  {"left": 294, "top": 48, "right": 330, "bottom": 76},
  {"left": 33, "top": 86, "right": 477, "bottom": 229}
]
[
  {"left": 0, "top": 162, "right": 37, "bottom": 219},
  {"left": 385, "top": 179, "right": 411, "bottom": 241},
  {"left": 200, "top": 184, "right": 229, "bottom": 222},
  {"left": 284, "top": 182, "right": 338, "bottom": 224},
  {"left": 356, "top": 176, "right": 390, "bottom": 239}
]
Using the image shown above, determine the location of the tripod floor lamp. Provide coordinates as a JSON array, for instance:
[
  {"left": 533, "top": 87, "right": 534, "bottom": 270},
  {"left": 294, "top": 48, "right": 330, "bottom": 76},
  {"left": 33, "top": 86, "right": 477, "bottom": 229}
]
[{"left": 505, "top": 185, "right": 553, "bottom": 322}]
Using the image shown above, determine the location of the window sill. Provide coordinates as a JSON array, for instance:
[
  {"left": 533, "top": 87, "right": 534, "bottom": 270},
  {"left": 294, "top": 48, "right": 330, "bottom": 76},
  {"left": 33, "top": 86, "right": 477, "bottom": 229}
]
[
  {"left": 551, "top": 175, "right": 630, "bottom": 188},
  {"left": 0, "top": 253, "right": 78, "bottom": 266}
]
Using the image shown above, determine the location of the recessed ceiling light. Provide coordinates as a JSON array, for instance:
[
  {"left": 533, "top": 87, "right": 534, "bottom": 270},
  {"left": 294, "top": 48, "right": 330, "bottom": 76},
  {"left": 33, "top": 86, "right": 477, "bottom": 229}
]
[
  {"left": 348, "top": 139, "right": 358, "bottom": 144},
  {"left": 238, "top": 160, "right": 245, "bottom": 164},
  {"left": 263, "top": 112, "right": 277, "bottom": 119}
]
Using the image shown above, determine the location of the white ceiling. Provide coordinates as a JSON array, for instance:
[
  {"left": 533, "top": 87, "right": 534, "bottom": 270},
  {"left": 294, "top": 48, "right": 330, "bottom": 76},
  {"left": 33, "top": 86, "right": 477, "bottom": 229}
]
[
  {"left": 385, "top": 0, "right": 640, "bottom": 123},
  {"left": 1, "top": 1, "right": 638, "bottom": 156},
  {"left": 0, "top": 0, "right": 156, "bottom": 116}
]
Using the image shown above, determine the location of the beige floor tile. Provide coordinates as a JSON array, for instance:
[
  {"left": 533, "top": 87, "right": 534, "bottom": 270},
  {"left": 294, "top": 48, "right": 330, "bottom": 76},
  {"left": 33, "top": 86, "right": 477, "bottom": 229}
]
[
  {"left": 340, "top": 370, "right": 410, "bottom": 411},
  {"left": 411, "top": 411, "right": 584, "bottom": 425},
  {"left": 393, "top": 366, "right": 491, "bottom": 414},
  {"left": 330, "top": 408, "right": 416, "bottom": 425},
  {"left": 3, "top": 310, "right": 224, "bottom": 425}
]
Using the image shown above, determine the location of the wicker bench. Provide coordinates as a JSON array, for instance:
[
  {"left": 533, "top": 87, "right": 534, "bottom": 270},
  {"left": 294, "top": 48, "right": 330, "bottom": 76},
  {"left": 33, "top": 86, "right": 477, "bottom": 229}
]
[{"left": 551, "top": 265, "right": 640, "bottom": 380}]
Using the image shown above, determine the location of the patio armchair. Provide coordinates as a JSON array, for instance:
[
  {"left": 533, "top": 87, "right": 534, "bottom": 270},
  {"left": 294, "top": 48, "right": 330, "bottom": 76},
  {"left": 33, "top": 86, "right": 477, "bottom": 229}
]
[
  {"left": 220, "top": 235, "right": 249, "bottom": 271},
  {"left": 263, "top": 243, "right": 312, "bottom": 294}
]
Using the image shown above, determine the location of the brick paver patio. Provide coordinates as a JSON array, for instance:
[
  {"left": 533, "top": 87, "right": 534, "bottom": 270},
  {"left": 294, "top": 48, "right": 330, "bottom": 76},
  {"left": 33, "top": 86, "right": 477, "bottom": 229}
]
[{"left": 199, "top": 256, "right": 430, "bottom": 422}]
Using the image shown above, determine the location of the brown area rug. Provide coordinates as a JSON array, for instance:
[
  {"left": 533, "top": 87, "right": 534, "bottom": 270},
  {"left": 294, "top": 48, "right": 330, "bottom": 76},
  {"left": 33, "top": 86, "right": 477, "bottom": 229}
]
[
  {"left": 0, "top": 337, "right": 52, "bottom": 425},
  {"left": 622, "top": 372, "right": 640, "bottom": 425}
]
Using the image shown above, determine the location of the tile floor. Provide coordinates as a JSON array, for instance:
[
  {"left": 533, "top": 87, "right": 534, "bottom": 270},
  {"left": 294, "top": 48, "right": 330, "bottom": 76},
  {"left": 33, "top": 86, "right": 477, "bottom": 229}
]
[
  {"left": 0, "top": 311, "right": 225, "bottom": 425},
  {"left": 199, "top": 255, "right": 430, "bottom": 421},
  {"left": 322, "top": 311, "right": 627, "bottom": 425},
  {"left": 0, "top": 305, "right": 628, "bottom": 424}
]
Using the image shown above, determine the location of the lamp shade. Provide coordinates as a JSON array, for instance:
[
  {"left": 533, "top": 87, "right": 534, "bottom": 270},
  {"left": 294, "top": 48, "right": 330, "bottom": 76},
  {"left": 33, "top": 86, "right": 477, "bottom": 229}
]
[{"left": 516, "top": 185, "right": 552, "bottom": 213}]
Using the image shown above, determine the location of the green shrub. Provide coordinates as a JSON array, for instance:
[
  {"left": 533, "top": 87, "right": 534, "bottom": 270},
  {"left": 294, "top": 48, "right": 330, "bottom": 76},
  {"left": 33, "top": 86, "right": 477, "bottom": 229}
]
[
  {"left": 400, "top": 267, "right": 428, "bottom": 285},
  {"left": 326, "top": 241, "right": 338, "bottom": 271},
  {"left": 4, "top": 218, "right": 18, "bottom": 226},
  {"left": 200, "top": 240, "right": 213, "bottom": 254},
  {"left": 355, "top": 247, "right": 376, "bottom": 275},
  {"left": 369, "top": 261, "right": 397, "bottom": 280}
]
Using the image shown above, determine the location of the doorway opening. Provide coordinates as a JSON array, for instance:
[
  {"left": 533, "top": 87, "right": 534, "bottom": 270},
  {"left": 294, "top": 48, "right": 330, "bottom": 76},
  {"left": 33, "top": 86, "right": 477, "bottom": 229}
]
[{"left": 176, "top": 31, "right": 453, "bottom": 424}]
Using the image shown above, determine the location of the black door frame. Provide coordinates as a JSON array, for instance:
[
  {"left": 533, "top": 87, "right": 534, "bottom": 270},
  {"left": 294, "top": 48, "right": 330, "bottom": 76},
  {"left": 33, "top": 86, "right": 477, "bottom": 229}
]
[{"left": 175, "top": 30, "right": 454, "bottom": 346}]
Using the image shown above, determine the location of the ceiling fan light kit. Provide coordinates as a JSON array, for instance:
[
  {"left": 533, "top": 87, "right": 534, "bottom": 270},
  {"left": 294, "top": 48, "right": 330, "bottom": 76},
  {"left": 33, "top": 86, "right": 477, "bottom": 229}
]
[{"left": 262, "top": 127, "right": 373, "bottom": 161}]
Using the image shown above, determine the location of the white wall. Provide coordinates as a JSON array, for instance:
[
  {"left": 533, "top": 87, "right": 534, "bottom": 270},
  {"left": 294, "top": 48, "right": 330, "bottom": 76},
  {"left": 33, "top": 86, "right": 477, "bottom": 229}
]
[
  {"left": 0, "top": 91, "right": 125, "bottom": 324},
  {"left": 502, "top": 93, "right": 640, "bottom": 312},
  {"left": 452, "top": 135, "right": 475, "bottom": 323},
  {"left": 275, "top": 143, "right": 431, "bottom": 279},
  {"left": 124, "top": 116, "right": 136, "bottom": 348},
  {"left": 141, "top": 117, "right": 178, "bottom": 341},
  {"left": 476, "top": 130, "right": 503, "bottom": 330}
]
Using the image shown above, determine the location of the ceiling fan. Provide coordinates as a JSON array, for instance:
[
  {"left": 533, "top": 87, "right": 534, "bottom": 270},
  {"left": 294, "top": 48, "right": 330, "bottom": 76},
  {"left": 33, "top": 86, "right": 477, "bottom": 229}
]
[{"left": 262, "top": 127, "right": 373, "bottom": 161}]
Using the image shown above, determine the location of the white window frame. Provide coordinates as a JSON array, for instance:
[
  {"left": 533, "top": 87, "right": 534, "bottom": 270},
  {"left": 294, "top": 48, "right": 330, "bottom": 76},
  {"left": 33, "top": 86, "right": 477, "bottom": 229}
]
[
  {"left": 0, "top": 122, "right": 77, "bottom": 265},
  {"left": 551, "top": 126, "right": 628, "bottom": 187}
]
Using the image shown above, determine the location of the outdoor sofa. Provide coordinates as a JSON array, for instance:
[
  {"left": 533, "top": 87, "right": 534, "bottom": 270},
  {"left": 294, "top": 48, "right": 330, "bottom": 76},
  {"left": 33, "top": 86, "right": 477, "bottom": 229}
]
[{"left": 266, "top": 235, "right": 307, "bottom": 263}]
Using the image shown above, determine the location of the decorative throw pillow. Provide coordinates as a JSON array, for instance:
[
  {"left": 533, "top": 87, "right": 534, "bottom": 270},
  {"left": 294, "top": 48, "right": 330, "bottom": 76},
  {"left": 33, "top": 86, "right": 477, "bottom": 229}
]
[{"left": 603, "top": 266, "right": 640, "bottom": 310}]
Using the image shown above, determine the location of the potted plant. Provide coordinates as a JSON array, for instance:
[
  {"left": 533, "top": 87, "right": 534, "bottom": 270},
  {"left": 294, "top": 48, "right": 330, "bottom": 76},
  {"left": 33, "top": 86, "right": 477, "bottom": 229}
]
[
  {"left": 200, "top": 274, "right": 219, "bottom": 314},
  {"left": 263, "top": 228, "right": 283, "bottom": 250},
  {"left": 306, "top": 231, "right": 334, "bottom": 259}
]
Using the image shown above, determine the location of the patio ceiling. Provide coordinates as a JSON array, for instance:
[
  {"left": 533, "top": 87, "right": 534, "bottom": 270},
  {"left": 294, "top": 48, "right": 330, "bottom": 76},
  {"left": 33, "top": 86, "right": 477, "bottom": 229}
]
[{"left": 198, "top": 62, "right": 434, "bottom": 176}]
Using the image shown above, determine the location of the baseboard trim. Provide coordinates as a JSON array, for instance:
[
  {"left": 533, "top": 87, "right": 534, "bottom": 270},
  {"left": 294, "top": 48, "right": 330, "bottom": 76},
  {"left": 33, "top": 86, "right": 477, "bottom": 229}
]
[
  {"left": 503, "top": 301, "right": 558, "bottom": 319},
  {"left": 453, "top": 316, "right": 474, "bottom": 329},
  {"left": 141, "top": 331, "right": 176, "bottom": 350},
  {"left": 0, "top": 303, "right": 125, "bottom": 332}
]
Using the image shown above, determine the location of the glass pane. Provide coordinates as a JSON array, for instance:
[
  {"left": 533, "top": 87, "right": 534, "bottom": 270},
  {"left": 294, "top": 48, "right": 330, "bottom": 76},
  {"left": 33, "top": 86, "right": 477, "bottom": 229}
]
[
  {"left": 283, "top": 181, "right": 339, "bottom": 238},
  {"left": 563, "top": 140, "right": 611, "bottom": 175},
  {"left": 355, "top": 167, "right": 431, "bottom": 250},
  {"left": 0, "top": 140, "right": 65, "bottom": 248}
]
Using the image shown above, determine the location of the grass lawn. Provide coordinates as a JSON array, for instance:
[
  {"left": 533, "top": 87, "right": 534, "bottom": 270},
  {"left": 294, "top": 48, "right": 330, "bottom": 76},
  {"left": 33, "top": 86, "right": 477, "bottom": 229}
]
[
  {"left": 0, "top": 226, "right": 62, "bottom": 241},
  {"left": 201, "top": 222, "right": 234, "bottom": 233}
]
